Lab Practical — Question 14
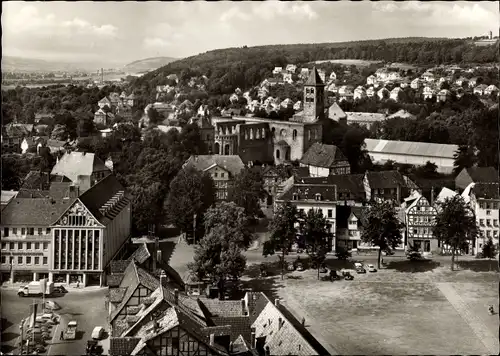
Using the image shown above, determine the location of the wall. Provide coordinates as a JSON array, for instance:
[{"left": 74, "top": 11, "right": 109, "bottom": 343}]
[
  {"left": 367, "top": 152, "right": 454, "bottom": 174},
  {"left": 238, "top": 123, "right": 273, "bottom": 164},
  {"left": 206, "top": 166, "right": 231, "bottom": 201},
  {"left": 473, "top": 196, "right": 500, "bottom": 253},
  {"left": 103, "top": 202, "right": 132, "bottom": 269},
  {"left": 0, "top": 228, "right": 52, "bottom": 272},
  {"left": 303, "top": 165, "right": 330, "bottom": 177}
]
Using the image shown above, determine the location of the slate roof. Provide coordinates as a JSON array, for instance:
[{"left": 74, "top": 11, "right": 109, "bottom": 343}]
[
  {"left": 129, "top": 243, "right": 151, "bottom": 264},
  {"left": 1, "top": 196, "right": 76, "bottom": 226},
  {"left": 279, "top": 182, "right": 337, "bottom": 202},
  {"left": 109, "top": 337, "right": 141, "bottom": 356},
  {"left": 345, "top": 112, "right": 387, "bottom": 123},
  {"left": 336, "top": 206, "right": 368, "bottom": 228},
  {"left": 297, "top": 174, "right": 366, "bottom": 200},
  {"left": 300, "top": 143, "right": 347, "bottom": 168},
  {"left": 464, "top": 167, "right": 498, "bottom": 183},
  {"left": 78, "top": 174, "right": 128, "bottom": 224},
  {"left": 1, "top": 191, "right": 18, "bottom": 207},
  {"left": 472, "top": 183, "right": 499, "bottom": 199},
  {"left": 109, "top": 287, "right": 128, "bottom": 303},
  {"left": 107, "top": 274, "right": 124, "bottom": 288},
  {"left": 212, "top": 317, "right": 251, "bottom": 343},
  {"left": 304, "top": 67, "right": 324, "bottom": 86},
  {"left": 364, "top": 138, "right": 458, "bottom": 159},
  {"left": 199, "top": 298, "right": 244, "bottom": 317},
  {"left": 51, "top": 152, "right": 110, "bottom": 182},
  {"left": 366, "top": 170, "right": 407, "bottom": 189},
  {"left": 110, "top": 260, "right": 130, "bottom": 274},
  {"left": 184, "top": 155, "right": 245, "bottom": 177}
]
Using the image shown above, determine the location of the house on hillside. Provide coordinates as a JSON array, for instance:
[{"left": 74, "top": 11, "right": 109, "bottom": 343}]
[
  {"left": 286, "top": 64, "right": 297, "bottom": 73},
  {"left": 377, "top": 87, "right": 390, "bottom": 100},
  {"left": 455, "top": 77, "right": 468, "bottom": 86},
  {"left": 468, "top": 77, "right": 481, "bottom": 88},
  {"left": 423, "top": 86, "right": 436, "bottom": 100},
  {"left": 410, "top": 78, "right": 422, "bottom": 90},
  {"left": 366, "top": 87, "right": 375, "bottom": 98},
  {"left": 422, "top": 72, "right": 435, "bottom": 83},
  {"left": 484, "top": 85, "right": 499, "bottom": 96},
  {"left": 272, "top": 67, "right": 283, "bottom": 75},
  {"left": 329, "top": 71, "right": 337, "bottom": 81},
  {"left": 473, "top": 84, "right": 488, "bottom": 96},
  {"left": 367, "top": 75, "right": 377, "bottom": 85},
  {"left": 390, "top": 87, "right": 403, "bottom": 102},
  {"left": 299, "top": 143, "right": 351, "bottom": 177},
  {"left": 437, "top": 89, "right": 452, "bottom": 102},
  {"left": 183, "top": 155, "right": 245, "bottom": 200},
  {"left": 353, "top": 86, "right": 367, "bottom": 100}
]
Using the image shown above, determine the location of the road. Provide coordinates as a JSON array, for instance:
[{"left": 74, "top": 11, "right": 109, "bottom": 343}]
[{"left": 1, "top": 287, "right": 108, "bottom": 355}]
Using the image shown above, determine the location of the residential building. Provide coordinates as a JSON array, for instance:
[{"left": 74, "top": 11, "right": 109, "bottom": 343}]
[
  {"left": 410, "top": 78, "right": 422, "bottom": 90},
  {"left": 400, "top": 79, "right": 410, "bottom": 88},
  {"left": 283, "top": 73, "right": 293, "bottom": 84},
  {"left": 300, "top": 68, "right": 310, "bottom": 78},
  {"left": 422, "top": 72, "right": 435, "bottom": 82},
  {"left": 272, "top": 67, "right": 283, "bottom": 75},
  {"left": 455, "top": 77, "right": 468, "bottom": 86},
  {"left": 366, "top": 86, "right": 375, "bottom": 98},
  {"left": 0, "top": 174, "right": 132, "bottom": 286},
  {"left": 423, "top": 86, "right": 436, "bottom": 100},
  {"left": 300, "top": 143, "right": 351, "bottom": 177},
  {"left": 326, "top": 82, "right": 337, "bottom": 93},
  {"left": 329, "top": 71, "right": 337, "bottom": 81},
  {"left": 353, "top": 86, "right": 367, "bottom": 100},
  {"left": 364, "top": 170, "right": 414, "bottom": 204},
  {"left": 327, "top": 103, "right": 347, "bottom": 123},
  {"left": 402, "top": 191, "right": 439, "bottom": 253},
  {"left": 183, "top": 155, "right": 245, "bottom": 200},
  {"left": 455, "top": 167, "right": 499, "bottom": 191},
  {"left": 98, "top": 97, "right": 112, "bottom": 109},
  {"left": 387, "top": 110, "right": 416, "bottom": 120},
  {"left": 390, "top": 87, "right": 403, "bottom": 101},
  {"left": 336, "top": 206, "right": 368, "bottom": 250},
  {"left": 230, "top": 94, "right": 239, "bottom": 103},
  {"left": 437, "top": 89, "right": 452, "bottom": 102},
  {"left": 366, "top": 75, "right": 377, "bottom": 85},
  {"left": 317, "top": 69, "right": 326, "bottom": 83},
  {"left": 277, "top": 179, "right": 337, "bottom": 251},
  {"left": 285, "top": 64, "right": 297, "bottom": 73},
  {"left": 466, "top": 183, "right": 500, "bottom": 254},
  {"left": 51, "top": 151, "right": 111, "bottom": 193},
  {"left": 484, "top": 85, "right": 499, "bottom": 96},
  {"left": 468, "top": 77, "right": 480, "bottom": 88},
  {"left": 377, "top": 87, "right": 390, "bottom": 100},
  {"left": 107, "top": 259, "right": 328, "bottom": 356},
  {"left": 344, "top": 112, "right": 387, "bottom": 129},
  {"left": 473, "top": 84, "right": 488, "bottom": 96},
  {"left": 364, "top": 138, "right": 458, "bottom": 174},
  {"left": 2, "top": 123, "right": 34, "bottom": 153}
]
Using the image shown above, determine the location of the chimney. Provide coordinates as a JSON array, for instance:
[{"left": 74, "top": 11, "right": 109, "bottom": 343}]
[
  {"left": 209, "top": 334, "right": 215, "bottom": 346},
  {"left": 156, "top": 250, "right": 162, "bottom": 265},
  {"left": 251, "top": 328, "right": 256, "bottom": 349},
  {"left": 275, "top": 299, "right": 280, "bottom": 307},
  {"left": 241, "top": 299, "right": 246, "bottom": 315},
  {"left": 265, "top": 346, "right": 271, "bottom": 356},
  {"left": 174, "top": 289, "right": 179, "bottom": 304},
  {"left": 278, "top": 317, "right": 283, "bottom": 330},
  {"left": 160, "top": 270, "right": 167, "bottom": 288}
]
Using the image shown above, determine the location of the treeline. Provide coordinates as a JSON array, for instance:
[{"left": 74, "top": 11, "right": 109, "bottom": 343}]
[{"left": 130, "top": 38, "right": 498, "bottom": 99}]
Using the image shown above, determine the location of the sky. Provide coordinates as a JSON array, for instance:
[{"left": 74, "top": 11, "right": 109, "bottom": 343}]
[{"left": 2, "top": 1, "right": 498, "bottom": 65}]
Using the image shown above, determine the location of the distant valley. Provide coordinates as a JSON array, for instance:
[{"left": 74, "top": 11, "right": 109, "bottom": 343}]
[
  {"left": 123, "top": 57, "right": 178, "bottom": 74},
  {"left": 1, "top": 56, "right": 125, "bottom": 73}
]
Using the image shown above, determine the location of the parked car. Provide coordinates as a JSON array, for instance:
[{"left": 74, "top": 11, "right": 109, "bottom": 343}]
[
  {"left": 91, "top": 326, "right": 105, "bottom": 340},
  {"left": 259, "top": 266, "right": 268, "bottom": 277},
  {"left": 287, "top": 263, "right": 295, "bottom": 271},
  {"left": 54, "top": 286, "right": 68, "bottom": 294},
  {"left": 319, "top": 265, "right": 328, "bottom": 273},
  {"left": 45, "top": 301, "right": 60, "bottom": 310},
  {"left": 296, "top": 263, "right": 304, "bottom": 271},
  {"left": 367, "top": 264, "right": 377, "bottom": 272},
  {"left": 355, "top": 265, "right": 366, "bottom": 274}
]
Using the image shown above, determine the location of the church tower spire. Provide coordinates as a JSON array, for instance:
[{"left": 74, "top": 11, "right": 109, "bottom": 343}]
[{"left": 302, "top": 67, "right": 325, "bottom": 123}]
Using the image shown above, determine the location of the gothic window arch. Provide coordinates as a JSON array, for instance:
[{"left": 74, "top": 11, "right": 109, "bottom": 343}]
[
  {"left": 276, "top": 149, "right": 280, "bottom": 159},
  {"left": 293, "top": 129, "right": 297, "bottom": 140},
  {"left": 271, "top": 127, "right": 276, "bottom": 137},
  {"left": 214, "top": 142, "right": 220, "bottom": 154},
  {"left": 224, "top": 144, "right": 230, "bottom": 155},
  {"left": 250, "top": 128, "right": 254, "bottom": 140},
  {"left": 256, "top": 129, "right": 261, "bottom": 139}
]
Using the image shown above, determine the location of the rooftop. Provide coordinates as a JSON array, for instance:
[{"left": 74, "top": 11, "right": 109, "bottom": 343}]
[
  {"left": 51, "top": 151, "right": 110, "bottom": 182},
  {"left": 300, "top": 143, "right": 347, "bottom": 168},
  {"left": 184, "top": 155, "right": 245, "bottom": 177},
  {"left": 364, "top": 138, "right": 458, "bottom": 159}
]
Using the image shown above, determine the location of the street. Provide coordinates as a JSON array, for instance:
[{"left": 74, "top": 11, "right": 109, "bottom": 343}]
[{"left": 1, "top": 286, "right": 108, "bottom": 355}]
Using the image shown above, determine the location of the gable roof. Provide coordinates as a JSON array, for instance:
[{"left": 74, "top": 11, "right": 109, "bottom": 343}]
[
  {"left": 364, "top": 138, "right": 458, "bottom": 159},
  {"left": 0, "top": 196, "right": 76, "bottom": 226},
  {"left": 300, "top": 143, "right": 347, "bottom": 168},
  {"left": 328, "top": 103, "right": 347, "bottom": 119},
  {"left": 464, "top": 167, "right": 498, "bottom": 183},
  {"left": 336, "top": 206, "right": 368, "bottom": 228},
  {"left": 279, "top": 182, "right": 337, "bottom": 202},
  {"left": 365, "top": 170, "right": 407, "bottom": 189},
  {"left": 345, "top": 112, "right": 387, "bottom": 123},
  {"left": 109, "top": 337, "right": 141, "bottom": 356},
  {"left": 296, "top": 174, "right": 365, "bottom": 200},
  {"left": 304, "top": 67, "right": 324, "bottom": 86},
  {"left": 472, "top": 182, "right": 499, "bottom": 199},
  {"left": 184, "top": 155, "right": 245, "bottom": 177},
  {"left": 51, "top": 151, "right": 110, "bottom": 182}
]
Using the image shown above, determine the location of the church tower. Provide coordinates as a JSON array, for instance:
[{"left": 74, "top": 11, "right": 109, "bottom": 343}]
[{"left": 302, "top": 67, "right": 325, "bottom": 122}]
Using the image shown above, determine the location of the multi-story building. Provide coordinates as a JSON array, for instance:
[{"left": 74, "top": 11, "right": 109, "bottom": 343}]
[
  {"left": 0, "top": 174, "right": 132, "bottom": 286},
  {"left": 336, "top": 206, "right": 369, "bottom": 251},
  {"left": 277, "top": 179, "right": 337, "bottom": 251},
  {"left": 466, "top": 183, "right": 500, "bottom": 254},
  {"left": 183, "top": 155, "right": 245, "bottom": 201},
  {"left": 402, "top": 192, "right": 438, "bottom": 253},
  {"left": 299, "top": 143, "right": 351, "bottom": 177}
]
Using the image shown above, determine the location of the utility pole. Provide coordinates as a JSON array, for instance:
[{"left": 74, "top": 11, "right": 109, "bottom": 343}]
[{"left": 19, "top": 318, "right": 25, "bottom": 355}]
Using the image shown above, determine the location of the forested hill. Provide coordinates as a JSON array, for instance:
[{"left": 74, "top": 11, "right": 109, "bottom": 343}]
[{"left": 130, "top": 37, "right": 498, "bottom": 94}]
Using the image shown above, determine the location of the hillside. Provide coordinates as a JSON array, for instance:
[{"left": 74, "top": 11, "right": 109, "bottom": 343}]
[{"left": 124, "top": 57, "right": 178, "bottom": 73}]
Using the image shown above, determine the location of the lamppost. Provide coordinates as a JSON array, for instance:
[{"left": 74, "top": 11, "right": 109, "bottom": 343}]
[{"left": 19, "top": 318, "right": 25, "bottom": 355}]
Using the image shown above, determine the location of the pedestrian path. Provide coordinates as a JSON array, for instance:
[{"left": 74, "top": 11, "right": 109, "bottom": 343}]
[{"left": 436, "top": 283, "right": 498, "bottom": 355}]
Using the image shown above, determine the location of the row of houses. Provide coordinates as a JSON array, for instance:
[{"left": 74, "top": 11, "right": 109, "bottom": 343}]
[
  {"left": 94, "top": 91, "right": 136, "bottom": 126},
  {"left": 105, "top": 241, "right": 329, "bottom": 356}
]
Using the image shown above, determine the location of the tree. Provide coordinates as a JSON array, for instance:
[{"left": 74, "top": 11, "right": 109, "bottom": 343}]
[
  {"left": 300, "top": 209, "right": 331, "bottom": 280},
  {"left": 263, "top": 203, "right": 299, "bottom": 280},
  {"left": 203, "top": 201, "right": 253, "bottom": 249},
  {"left": 361, "top": 201, "right": 405, "bottom": 269},
  {"left": 130, "top": 182, "right": 165, "bottom": 235},
  {"left": 164, "top": 167, "right": 216, "bottom": 241},
  {"left": 77, "top": 118, "right": 96, "bottom": 137},
  {"left": 453, "top": 145, "right": 477, "bottom": 176},
  {"left": 50, "top": 124, "right": 70, "bottom": 141},
  {"left": 481, "top": 237, "right": 498, "bottom": 260},
  {"left": 335, "top": 245, "right": 352, "bottom": 260},
  {"left": 147, "top": 107, "right": 160, "bottom": 125},
  {"left": 433, "top": 195, "right": 479, "bottom": 270},
  {"left": 413, "top": 161, "right": 439, "bottom": 179},
  {"left": 228, "top": 168, "right": 267, "bottom": 220}
]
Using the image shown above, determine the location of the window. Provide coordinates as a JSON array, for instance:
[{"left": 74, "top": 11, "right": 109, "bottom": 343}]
[
  {"left": 43, "top": 257, "right": 48, "bottom": 265},
  {"left": 315, "top": 193, "right": 322, "bottom": 201},
  {"left": 21, "top": 228, "right": 26, "bottom": 235},
  {"left": 9, "top": 242, "right": 14, "bottom": 250},
  {"left": 46, "top": 228, "right": 51, "bottom": 234},
  {"left": 487, "top": 219, "right": 491, "bottom": 226},
  {"left": 486, "top": 203, "right": 490, "bottom": 209},
  {"left": 486, "top": 210, "right": 491, "bottom": 215},
  {"left": 293, "top": 129, "right": 297, "bottom": 140},
  {"left": 1, "top": 242, "right": 6, "bottom": 250},
  {"left": 38, "top": 228, "right": 42, "bottom": 235},
  {"left": 34, "top": 256, "right": 40, "bottom": 265},
  {"left": 214, "top": 172, "right": 218, "bottom": 178},
  {"left": 480, "top": 202, "right": 485, "bottom": 209},
  {"left": 18, "top": 256, "right": 23, "bottom": 264},
  {"left": 43, "top": 242, "right": 48, "bottom": 250},
  {"left": 26, "top": 256, "right": 32, "bottom": 265},
  {"left": 3, "top": 228, "right": 8, "bottom": 237},
  {"left": 221, "top": 173, "right": 225, "bottom": 178},
  {"left": 292, "top": 193, "right": 298, "bottom": 201},
  {"left": 28, "top": 228, "right": 34, "bottom": 235},
  {"left": 328, "top": 209, "right": 333, "bottom": 218},
  {"left": 34, "top": 242, "right": 39, "bottom": 250},
  {"left": 486, "top": 230, "right": 491, "bottom": 237},
  {"left": 1, "top": 256, "right": 6, "bottom": 264},
  {"left": 480, "top": 219, "right": 484, "bottom": 226},
  {"left": 12, "top": 228, "right": 17, "bottom": 235},
  {"left": 276, "top": 149, "right": 280, "bottom": 159},
  {"left": 493, "top": 202, "right": 498, "bottom": 209},
  {"left": 494, "top": 230, "right": 498, "bottom": 237},
  {"left": 18, "top": 242, "right": 23, "bottom": 250},
  {"left": 26, "top": 242, "right": 32, "bottom": 250}
]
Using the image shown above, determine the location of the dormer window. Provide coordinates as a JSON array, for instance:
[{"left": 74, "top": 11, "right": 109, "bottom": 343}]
[
  {"left": 315, "top": 193, "right": 322, "bottom": 201},
  {"left": 293, "top": 193, "right": 298, "bottom": 201}
]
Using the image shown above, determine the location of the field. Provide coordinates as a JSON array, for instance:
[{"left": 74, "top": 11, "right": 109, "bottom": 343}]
[
  {"left": 310, "top": 59, "right": 383, "bottom": 67},
  {"left": 272, "top": 265, "right": 499, "bottom": 355}
]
